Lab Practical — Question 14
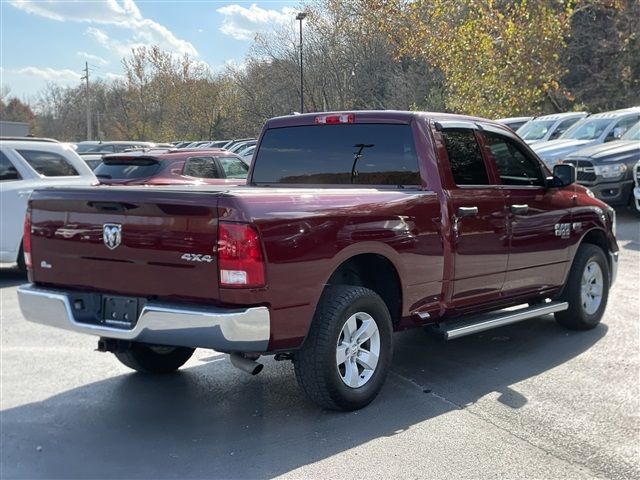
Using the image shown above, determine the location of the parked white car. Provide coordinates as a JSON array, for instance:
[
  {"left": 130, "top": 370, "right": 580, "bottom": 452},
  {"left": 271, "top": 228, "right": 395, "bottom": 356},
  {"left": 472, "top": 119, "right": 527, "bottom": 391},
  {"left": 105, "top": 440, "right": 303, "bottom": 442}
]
[
  {"left": 633, "top": 160, "right": 640, "bottom": 214},
  {"left": 0, "top": 138, "right": 96, "bottom": 271},
  {"left": 532, "top": 107, "right": 640, "bottom": 168},
  {"left": 495, "top": 116, "right": 533, "bottom": 131},
  {"left": 239, "top": 145, "right": 255, "bottom": 165},
  {"left": 516, "top": 111, "right": 588, "bottom": 145}
]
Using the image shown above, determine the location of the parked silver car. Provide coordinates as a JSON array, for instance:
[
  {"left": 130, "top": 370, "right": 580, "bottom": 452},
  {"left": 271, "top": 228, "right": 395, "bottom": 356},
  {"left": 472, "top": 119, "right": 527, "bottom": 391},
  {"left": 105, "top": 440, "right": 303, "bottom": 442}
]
[
  {"left": 533, "top": 107, "right": 640, "bottom": 168},
  {"left": 516, "top": 112, "right": 588, "bottom": 145}
]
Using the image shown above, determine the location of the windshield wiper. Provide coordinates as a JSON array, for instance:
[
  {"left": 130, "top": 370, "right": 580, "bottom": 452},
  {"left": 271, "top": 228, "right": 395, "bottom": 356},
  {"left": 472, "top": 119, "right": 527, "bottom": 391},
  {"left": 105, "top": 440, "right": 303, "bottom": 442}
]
[{"left": 351, "top": 144, "right": 374, "bottom": 184}]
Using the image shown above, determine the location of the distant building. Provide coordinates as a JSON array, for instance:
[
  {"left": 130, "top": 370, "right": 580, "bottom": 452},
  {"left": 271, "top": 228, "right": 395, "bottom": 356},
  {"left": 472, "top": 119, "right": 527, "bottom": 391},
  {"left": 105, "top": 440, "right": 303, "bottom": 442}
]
[{"left": 0, "top": 121, "right": 31, "bottom": 137}]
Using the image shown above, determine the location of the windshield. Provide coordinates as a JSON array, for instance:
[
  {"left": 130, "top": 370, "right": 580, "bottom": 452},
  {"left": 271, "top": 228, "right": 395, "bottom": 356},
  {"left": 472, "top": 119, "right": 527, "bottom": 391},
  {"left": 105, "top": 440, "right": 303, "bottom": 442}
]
[
  {"left": 621, "top": 121, "right": 640, "bottom": 141},
  {"left": 75, "top": 143, "right": 100, "bottom": 153},
  {"left": 252, "top": 123, "right": 421, "bottom": 186},
  {"left": 516, "top": 119, "right": 556, "bottom": 140},
  {"left": 560, "top": 118, "right": 612, "bottom": 140}
]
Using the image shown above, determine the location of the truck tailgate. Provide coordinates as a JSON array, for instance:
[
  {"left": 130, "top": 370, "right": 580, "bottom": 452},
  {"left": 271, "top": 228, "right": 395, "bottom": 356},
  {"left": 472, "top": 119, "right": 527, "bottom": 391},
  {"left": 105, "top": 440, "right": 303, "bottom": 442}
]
[{"left": 29, "top": 187, "right": 222, "bottom": 303}]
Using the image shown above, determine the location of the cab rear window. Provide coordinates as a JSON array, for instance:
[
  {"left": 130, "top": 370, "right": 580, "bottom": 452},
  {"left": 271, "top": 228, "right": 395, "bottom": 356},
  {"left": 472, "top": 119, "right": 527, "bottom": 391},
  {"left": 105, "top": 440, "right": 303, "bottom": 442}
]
[
  {"left": 94, "top": 158, "right": 160, "bottom": 180},
  {"left": 252, "top": 124, "right": 421, "bottom": 187}
]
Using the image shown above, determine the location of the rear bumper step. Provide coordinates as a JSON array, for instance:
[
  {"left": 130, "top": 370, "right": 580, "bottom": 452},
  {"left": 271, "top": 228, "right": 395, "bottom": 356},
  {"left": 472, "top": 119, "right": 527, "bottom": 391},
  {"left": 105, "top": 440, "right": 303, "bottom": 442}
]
[
  {"left": 17, "top": 284, "right": 270, "bottom": 352},
  {"left": 431, "top": 301, "right": 568, "bottom": 340}
]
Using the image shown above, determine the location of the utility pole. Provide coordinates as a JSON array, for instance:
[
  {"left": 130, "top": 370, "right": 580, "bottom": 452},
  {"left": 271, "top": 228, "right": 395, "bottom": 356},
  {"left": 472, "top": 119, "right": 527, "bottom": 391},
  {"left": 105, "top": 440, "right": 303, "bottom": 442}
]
[
  {"left": 296, "top": 12, "right": 307, "bottom": 113},
  {"left": 81, "top": 62, "right": 92, "bottom": 141},
  {"left": 96, "top": 112, "right": 103, "bottom": 141}
]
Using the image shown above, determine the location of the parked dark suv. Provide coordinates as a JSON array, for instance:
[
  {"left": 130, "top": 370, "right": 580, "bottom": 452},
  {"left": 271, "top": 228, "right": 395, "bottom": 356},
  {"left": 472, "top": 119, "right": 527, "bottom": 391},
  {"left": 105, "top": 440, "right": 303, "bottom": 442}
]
[{"left": 563, "top": 121, "right": 640, "bottom": 207}]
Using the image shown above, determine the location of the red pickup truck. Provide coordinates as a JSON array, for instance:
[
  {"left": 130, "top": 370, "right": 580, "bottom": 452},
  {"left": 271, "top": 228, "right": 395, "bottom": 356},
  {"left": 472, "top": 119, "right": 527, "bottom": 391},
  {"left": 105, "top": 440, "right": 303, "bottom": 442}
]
[{"left": 18, "top": 111, "right": 618, "bottom": 410}]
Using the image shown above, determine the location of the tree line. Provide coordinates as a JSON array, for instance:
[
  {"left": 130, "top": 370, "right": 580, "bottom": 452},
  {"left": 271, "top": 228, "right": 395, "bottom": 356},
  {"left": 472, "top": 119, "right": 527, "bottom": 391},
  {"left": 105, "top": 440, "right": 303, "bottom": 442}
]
[{"left": 1, "top": 0, "right": 637, "bottom": 142}]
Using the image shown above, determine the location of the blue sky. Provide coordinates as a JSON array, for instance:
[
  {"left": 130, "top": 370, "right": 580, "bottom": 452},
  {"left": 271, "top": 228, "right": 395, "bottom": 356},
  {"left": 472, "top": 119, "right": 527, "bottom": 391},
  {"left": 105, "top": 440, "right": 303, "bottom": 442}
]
[{"left": 0, "top": 0, "right": 298, "bottom": 101}]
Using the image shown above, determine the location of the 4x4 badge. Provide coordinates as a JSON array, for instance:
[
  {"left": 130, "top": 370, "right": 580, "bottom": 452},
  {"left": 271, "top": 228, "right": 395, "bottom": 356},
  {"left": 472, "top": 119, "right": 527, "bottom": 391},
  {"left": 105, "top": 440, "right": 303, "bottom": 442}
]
[{"left": 103, "top": 224, "right": 122, "bottom": 250}]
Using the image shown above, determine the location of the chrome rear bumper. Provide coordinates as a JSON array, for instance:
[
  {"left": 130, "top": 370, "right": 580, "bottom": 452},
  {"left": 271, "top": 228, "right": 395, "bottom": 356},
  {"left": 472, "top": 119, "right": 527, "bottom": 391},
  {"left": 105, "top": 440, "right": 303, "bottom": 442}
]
[{"left": 17, "top": 285, "right": 270, "bottom": 352}]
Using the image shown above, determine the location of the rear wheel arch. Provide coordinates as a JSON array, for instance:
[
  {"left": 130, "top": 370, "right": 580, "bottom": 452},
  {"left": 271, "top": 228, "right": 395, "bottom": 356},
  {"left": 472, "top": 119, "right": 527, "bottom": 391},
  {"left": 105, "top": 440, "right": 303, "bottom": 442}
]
[{"left": 324, "top": 253, "right": 403, "bottom": 327}]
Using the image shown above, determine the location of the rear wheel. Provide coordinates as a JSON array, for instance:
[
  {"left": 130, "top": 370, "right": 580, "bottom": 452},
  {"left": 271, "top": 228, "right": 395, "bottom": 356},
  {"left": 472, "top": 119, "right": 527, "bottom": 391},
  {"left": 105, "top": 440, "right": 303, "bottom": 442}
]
[
  {"left": 555, "top": 244, "right": 609, "bottom": 330},
  {"left": 114, "top": 342, "right": 194, "bottom": 374},
  {"left": 294, "top": 285, "right": 393, "bottom": 410},
  {"left": 16, "top": 243, "right": 26, "bottom": 276}
]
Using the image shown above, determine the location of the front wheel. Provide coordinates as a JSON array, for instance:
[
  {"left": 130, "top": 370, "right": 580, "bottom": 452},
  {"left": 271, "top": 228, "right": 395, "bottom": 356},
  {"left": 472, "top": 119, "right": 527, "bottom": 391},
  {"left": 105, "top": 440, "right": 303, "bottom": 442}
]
[
  {"left": 294, "top": 285, "right": 393, "bottom": 410},
  {"left": 114, "top": 342, "right": 194, "bottom": 374},
  {"left": 555, "top": 244, "right": 610, "bottom": 330}
]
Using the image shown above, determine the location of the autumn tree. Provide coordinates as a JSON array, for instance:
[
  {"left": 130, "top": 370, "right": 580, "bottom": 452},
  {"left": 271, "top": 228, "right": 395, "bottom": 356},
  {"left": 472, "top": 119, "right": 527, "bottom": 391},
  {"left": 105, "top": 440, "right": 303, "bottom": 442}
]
[
  {"left": 562, "top": 0, "right": 640, "bottom": 111},
  {"left": 0, "top": 96, "right": 35, "bottom": 123},
  {"left": 362, "top": 0, "right": 575, "bottom": 117}
]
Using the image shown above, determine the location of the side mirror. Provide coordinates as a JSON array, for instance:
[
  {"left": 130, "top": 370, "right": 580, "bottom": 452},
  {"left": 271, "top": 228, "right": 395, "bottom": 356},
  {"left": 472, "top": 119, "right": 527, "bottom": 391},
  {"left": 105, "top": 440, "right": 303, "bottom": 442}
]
[
  {"left": 613, "top": 127, "right": 625, "bottom": 139},
  {"left": 552, "top": 163, "right": 576, "bottom": 187}
]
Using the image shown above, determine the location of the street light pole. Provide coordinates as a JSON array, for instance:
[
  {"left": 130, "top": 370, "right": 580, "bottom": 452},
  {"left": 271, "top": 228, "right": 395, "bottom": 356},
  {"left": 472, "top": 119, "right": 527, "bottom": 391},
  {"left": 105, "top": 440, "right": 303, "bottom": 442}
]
[{"left": 296, "top": 12, "right": 307, "bottom": 113}]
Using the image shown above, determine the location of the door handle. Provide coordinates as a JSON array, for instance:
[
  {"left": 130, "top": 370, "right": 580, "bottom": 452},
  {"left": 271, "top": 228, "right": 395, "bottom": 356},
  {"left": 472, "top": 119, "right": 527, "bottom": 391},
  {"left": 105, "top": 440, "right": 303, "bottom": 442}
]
[
  {"left": 17, "top": 190, "right": 32, "bottom": 198},
  {"left": 511, "top": 204, "right": 529, "bottom": 214},
  {"left": 457, "top": 206, "right": 478, "bottom": 217}
]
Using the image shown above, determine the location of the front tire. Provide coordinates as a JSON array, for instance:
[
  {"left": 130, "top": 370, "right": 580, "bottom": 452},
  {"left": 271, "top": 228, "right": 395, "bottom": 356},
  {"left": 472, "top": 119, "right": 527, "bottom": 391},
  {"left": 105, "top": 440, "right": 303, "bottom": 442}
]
[
  {"left": 114, "top": 342, "right": 194, "bottom": 374},
  {"left": 294, "top": 285, "right": 393, "bottom": 410},
  {"left": 555, "top": 244, "right": 610, "bottom": 330}
]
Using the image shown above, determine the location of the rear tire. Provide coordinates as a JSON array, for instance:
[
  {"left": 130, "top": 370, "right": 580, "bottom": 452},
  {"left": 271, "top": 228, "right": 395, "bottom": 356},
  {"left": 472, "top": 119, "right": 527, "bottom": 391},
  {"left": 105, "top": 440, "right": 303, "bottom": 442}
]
[
  {"left": 294, "top": 285, "right": 393, "bottom": 411},
  {"left": 114, "top": 342, "right": 194, "bottom": 374},
  {"left": 555, "top": 244, "right": 609, "bottom": 330},
  {"left": 16, "top": 243, "right": 26, "bottom": 276}
]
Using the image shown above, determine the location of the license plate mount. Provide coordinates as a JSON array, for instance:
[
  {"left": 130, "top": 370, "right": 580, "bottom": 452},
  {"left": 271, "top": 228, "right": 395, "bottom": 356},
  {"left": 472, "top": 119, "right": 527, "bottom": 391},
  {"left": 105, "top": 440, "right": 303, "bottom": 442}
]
[{"left": 102, "top": 295, "right": 138, "bottom": 328}]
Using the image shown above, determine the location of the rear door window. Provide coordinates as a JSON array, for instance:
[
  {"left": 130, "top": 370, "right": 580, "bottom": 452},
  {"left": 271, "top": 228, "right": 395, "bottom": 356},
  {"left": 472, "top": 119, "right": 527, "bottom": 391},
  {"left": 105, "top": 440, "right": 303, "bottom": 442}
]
[
  {"left": 183, "top": 157, "right": 222, "bottom": 178},
  {"left": 0, "top": 151, "right": 21, "bottom": 181},
  {"left": 252, "top": 124, "right": 421, "bottom": 187},
  {"left": 16, "top": 149, "right": 79, "bottom": 177},
  {"left": 441, "top": 129, "right": 490, "bottom": 185}
]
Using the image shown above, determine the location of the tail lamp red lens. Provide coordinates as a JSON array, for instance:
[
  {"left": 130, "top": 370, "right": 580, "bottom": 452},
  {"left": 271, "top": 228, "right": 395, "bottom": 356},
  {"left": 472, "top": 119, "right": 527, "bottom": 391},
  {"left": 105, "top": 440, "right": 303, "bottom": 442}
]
[
  {"left": 217, "top": 222, "right": 265, "bottom": 288},
  {"left": 314, "top": 113, "right": 354, "bottom": 125},
  {"left": 23, "top": 209, "right": 32, "bottom": 269}
]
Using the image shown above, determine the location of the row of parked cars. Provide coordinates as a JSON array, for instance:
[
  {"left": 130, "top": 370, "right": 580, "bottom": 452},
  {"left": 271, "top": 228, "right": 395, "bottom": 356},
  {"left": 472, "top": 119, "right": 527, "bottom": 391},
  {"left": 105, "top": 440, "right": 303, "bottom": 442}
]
[
  {"left": 1, "top": 108, "right": 638, "bottom": 273},
  {"left": 497, "top": 107, "right": 640, "bottom": 209},
  {"left": 0, "top": 136, "right": 254, "bottom": 272}
]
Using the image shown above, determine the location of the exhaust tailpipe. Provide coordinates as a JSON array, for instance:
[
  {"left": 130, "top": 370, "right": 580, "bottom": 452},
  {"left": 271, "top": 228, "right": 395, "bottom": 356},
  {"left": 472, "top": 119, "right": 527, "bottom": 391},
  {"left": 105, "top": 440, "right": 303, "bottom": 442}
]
[{"left": 229, "top": 353, "right": 263, "bottom": 375}]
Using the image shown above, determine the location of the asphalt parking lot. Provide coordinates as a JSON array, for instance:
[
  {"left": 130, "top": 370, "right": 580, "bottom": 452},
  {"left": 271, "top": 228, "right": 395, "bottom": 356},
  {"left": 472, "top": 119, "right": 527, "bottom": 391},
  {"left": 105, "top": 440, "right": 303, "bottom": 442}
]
[{"left": 1, "top": 210, "right": 638, "bottom": 479}]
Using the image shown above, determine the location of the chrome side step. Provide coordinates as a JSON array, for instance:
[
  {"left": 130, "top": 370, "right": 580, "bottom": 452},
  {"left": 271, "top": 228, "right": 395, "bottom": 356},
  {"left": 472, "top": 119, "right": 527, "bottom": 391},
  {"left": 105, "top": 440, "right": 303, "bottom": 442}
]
[{"left": 431, "top": 301, "right": 569, "bottom": 340}]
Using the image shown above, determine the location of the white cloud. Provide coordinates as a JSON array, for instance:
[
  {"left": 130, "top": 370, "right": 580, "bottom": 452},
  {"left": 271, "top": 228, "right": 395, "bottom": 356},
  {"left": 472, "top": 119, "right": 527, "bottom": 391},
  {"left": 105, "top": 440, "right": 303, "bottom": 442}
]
[
  {"left": 9, "top": 0, "right": 141, "bottom": 24},
  {"left": 12, "top": 67, "right": 82, "bottom": 81},
  {"left": 77, "top": 51, "right": 109, "bottom": 65},
  {"left": 10, "top": 0, "right": 197, "bottom": 56},
  {"left": 217, "top": 4, "right": 296, "bottom": 40},
  {"left": 103, "top": 72, "right": 126, "bottom": 82},
  {"left": 86, "top": 27, "right": 137, "bottom": 57}
]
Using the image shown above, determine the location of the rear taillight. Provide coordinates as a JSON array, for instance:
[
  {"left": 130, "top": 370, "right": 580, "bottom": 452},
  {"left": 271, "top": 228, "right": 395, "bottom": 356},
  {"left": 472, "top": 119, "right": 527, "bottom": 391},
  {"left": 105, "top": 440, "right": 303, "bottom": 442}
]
[
  {"left": 218, "top": 222, "right": 265, "bottom": 288},
  {"left": 23, "top": 209, "right": 32, "bottom": 269},
  {"left": 315, "top": 113, "right": 354, "bottom": 124}
]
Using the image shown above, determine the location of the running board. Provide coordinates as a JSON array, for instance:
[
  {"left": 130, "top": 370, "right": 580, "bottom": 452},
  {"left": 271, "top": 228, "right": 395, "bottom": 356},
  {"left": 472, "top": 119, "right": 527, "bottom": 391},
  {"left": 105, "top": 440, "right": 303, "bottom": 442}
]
[{"left": 430, "top": 301, "right": 569, "bottom": 341}]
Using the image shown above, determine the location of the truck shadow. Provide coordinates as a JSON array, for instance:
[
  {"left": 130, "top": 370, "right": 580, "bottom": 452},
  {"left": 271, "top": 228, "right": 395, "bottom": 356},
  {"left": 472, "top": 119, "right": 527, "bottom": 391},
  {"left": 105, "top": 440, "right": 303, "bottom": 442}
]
[
  {"left": 1, "top": 316, "right": 606, "bottom": 479},
  {"left": 0, "top": 267, "right": 26, "bottom": 288}
]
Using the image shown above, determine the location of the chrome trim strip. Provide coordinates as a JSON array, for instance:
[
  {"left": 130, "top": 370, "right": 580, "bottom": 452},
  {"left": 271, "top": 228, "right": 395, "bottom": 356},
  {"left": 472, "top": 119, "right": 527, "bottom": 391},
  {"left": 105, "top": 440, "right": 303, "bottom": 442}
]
[
  {"left": 441, "top": 301, "right": 569, "bottom": 340},
  {"left": 17, "top": 285, "right": 270, "bottom": 352}
]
